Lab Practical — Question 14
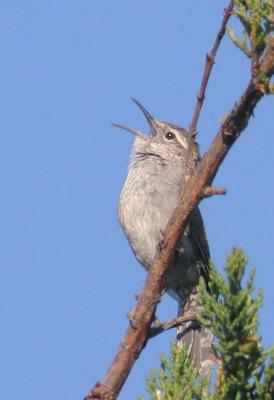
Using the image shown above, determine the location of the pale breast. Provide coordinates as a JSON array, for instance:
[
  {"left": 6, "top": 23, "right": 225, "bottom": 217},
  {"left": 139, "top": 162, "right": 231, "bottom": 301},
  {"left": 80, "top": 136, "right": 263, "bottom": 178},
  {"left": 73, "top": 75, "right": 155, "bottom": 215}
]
[{"left": 118, "top": 159, "right": 182, "bottom": 268}]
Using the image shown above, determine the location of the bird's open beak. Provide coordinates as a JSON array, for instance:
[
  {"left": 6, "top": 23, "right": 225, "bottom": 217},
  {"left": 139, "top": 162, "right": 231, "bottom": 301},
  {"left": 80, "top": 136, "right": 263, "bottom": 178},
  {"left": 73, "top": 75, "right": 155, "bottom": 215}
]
[
  {"left": 112, "top": 99, "right": 156, "bottom": 138},
  {"left": 111, "top": 123, "right": 147, "bottom": 140}
]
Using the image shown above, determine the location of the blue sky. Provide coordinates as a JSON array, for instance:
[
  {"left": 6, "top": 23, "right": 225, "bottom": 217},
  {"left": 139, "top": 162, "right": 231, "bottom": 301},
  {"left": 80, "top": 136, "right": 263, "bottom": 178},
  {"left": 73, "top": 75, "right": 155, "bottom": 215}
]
[{"left": 0, "top": 1, "right": 273, "bottom": 399}]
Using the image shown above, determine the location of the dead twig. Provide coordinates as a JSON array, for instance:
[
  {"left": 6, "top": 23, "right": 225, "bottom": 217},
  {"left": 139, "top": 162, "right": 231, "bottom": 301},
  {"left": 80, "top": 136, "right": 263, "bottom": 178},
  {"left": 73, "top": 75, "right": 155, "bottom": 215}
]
[{"left": 189, "top": 0, "right": 234, "bottom": 133}]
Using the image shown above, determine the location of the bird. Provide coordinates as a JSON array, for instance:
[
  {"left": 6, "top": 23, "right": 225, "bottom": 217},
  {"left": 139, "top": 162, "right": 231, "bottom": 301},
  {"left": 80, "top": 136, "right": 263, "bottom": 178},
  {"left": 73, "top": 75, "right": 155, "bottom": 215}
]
[{"left": 114, "top": 99, "right": 213, "bottom": 376}]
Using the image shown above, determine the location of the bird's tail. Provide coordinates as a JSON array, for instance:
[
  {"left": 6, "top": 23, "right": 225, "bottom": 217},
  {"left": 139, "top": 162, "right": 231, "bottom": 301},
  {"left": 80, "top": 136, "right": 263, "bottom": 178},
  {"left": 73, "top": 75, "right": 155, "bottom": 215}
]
[{"left": 176, "top": 286, "right": 214, "bottom": 377}]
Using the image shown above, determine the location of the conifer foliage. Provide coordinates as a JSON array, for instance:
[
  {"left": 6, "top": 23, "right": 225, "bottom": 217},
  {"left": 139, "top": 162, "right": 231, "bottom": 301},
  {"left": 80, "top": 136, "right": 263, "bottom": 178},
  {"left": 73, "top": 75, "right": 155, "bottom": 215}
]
[{"left": 139, "top": 250, "right": 274, "bottom": 400}]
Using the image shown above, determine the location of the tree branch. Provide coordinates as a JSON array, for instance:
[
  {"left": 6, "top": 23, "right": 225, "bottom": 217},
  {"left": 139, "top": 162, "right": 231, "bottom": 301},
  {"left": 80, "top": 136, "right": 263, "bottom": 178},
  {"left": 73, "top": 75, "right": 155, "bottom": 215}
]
[
  {"left": 86, "top": 14, "right": 274, "bottom": 400},
  {"left": 86, "top": 41, "right": 273, "bottom": 399},
  {"left": 189, "top": 0, "right": 234, "bottom": 133}
]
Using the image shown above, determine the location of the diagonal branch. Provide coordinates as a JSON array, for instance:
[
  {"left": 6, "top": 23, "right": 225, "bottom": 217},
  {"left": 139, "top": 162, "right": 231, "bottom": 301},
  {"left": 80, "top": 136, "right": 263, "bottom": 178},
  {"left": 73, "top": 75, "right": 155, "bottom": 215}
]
[
  {"left": 189, "top": 0, "right": 234, "bottom": 133},
  {"left": 85, "top": 39, "right": 274, "bottom": 400}
]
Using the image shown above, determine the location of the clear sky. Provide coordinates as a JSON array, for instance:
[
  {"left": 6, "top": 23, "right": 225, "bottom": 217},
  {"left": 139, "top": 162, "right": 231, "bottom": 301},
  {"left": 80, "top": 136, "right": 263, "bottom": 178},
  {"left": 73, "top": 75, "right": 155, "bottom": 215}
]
[{"left": 0, "top": 1, "right": 273, "bottom": 399}]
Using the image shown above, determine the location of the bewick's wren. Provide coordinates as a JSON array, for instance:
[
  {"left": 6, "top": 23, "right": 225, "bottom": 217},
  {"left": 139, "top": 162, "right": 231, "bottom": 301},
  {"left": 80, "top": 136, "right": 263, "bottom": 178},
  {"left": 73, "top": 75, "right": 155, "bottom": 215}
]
[{"left": 115, "top": 99, "right": 213, "bottom": 376}]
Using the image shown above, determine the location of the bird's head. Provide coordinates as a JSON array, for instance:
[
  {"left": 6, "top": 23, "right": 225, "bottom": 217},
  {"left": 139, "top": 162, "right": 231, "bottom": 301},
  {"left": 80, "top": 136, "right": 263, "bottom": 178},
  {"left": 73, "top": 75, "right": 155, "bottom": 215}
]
[{"left": 113, "top": 99, "right": 199, "bottom": 164}]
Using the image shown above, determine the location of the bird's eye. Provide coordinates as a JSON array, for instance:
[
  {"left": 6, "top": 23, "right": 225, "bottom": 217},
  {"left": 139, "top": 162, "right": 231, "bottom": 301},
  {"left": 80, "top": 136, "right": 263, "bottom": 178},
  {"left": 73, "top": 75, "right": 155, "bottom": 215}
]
[{"left": 165, "top": 132, "right": 175, "bottom": 140}]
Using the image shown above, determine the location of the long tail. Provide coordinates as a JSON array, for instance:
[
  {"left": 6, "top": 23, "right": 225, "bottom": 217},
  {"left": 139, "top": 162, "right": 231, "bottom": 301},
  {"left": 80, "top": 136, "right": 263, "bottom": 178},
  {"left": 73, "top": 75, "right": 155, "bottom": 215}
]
[{"left": 176, "top": 286, "right": 214, "bottom": 377}]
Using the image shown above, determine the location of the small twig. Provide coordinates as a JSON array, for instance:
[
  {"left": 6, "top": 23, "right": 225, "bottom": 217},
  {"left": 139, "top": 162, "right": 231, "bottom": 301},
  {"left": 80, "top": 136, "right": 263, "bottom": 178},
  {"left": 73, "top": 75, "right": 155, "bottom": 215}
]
[
  {"left": 189, "top": 0, "right": 234, "bottom": 133},
  {"left": 203, "top": 186, "right": 227, "bottom": 198},
  {"left": 149, "top": 313, "right": 197, "bottom": 338}
]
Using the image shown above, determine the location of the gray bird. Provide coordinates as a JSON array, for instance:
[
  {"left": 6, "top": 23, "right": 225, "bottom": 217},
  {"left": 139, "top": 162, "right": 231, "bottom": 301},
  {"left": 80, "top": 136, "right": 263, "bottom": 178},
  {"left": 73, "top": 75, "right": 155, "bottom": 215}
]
[{"left": 115, "top": 99, "right": 213, "bottom": 376}]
